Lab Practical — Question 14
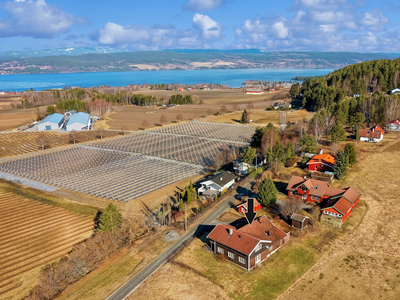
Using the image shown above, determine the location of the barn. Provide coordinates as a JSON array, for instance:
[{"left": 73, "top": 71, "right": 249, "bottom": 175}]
[
  {"left": 37, "top": 113, "right": 64, "bottom": 131},
  {"left": 306, "top": 153, "right": 336, "bottom": 172},
  {"left": 66, "top": 112, "right": 91, "bottom": 132},
  {"left": 245, "top": 88, "right": 264, "bottom": 95}
]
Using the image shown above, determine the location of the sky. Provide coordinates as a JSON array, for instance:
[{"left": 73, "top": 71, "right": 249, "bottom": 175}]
[{"left": 0, "top": 0, "right": 400, "bottom": 52}]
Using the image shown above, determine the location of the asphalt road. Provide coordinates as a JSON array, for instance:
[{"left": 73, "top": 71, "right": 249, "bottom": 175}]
[{"left": 107, "top": 182, "right": 252, "bottom": 300}]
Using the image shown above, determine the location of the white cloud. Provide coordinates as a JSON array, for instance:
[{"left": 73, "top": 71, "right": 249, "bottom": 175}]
[
  {"left": 184, "top": 0, "right": 222, "bottom": 11},
  {"left": 235, "top": 1, "right": 397, "bottom": 52},
  {"left": 192, "top": 13, "right": 222, "bottom": 39},
  {"left": 0, "top": 0, "right": 84, "bottom": 38},
  {"left": 95, "top": 14, "right": 223, "bottom": 49}
]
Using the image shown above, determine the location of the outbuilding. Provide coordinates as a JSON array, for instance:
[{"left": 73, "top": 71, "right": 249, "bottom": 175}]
[
  {"left": 290, "top": 213, "right": 309, "bottom": 230},
  {"left": 66, "top": 112, "right": 91, "bottom": 132},
  {"left": 38, "top": 113, "right": 64, "bottom": 131}
]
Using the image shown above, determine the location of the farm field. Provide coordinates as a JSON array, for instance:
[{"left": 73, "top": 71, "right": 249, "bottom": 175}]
[
  {"left": 0, "top": 191, "right": 94, "bottom": 299},
  {"left": 279, "top": 132, "right": 400, "bottom": 300},
  {"left": 0, "top": 130, "right": 122, "bottom": 158},
  {"left": 0, "top": 107, "right": 37, "bottom": 131},
  {"left": 0, "top": 121, "right": 254, "bottom": 202},
  {"left": 130, "top": 133, "right": 400, "bottom": 300}
]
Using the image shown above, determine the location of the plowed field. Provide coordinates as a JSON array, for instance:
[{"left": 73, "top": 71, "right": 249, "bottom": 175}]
[{"left": 0, "top": 192, "right": 94, "bottom": 299}]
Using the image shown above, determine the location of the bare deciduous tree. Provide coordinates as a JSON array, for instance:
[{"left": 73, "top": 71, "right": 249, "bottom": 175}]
[
  {"left": 69, "top": 130, "right": 77, "bottom": 145},
  {"left": 176, "top": 114, "right": 183, "bottom": 122},
  {"left": 160, "top": 114, "right": 167, "bottom": 126},
  {"left": 278, "top": 197, "right": 303, "bottom": 220},
  {"left": 220, "top": 105, "right": 227, "bottom": 114},
  {"left": 141, "top": 120, "right": 149, "bottom": 130}
]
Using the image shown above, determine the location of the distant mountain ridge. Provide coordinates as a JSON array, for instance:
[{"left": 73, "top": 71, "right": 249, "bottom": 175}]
[
  {"left": 0, "top": 47, "right": 127, "bottom": 59},
  {"left": 0, "top": 49, "right": 399, "bottom": 75}
]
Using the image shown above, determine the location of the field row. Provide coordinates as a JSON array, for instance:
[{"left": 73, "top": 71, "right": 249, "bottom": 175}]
[
  {"left": 150, "top": 120, "right": 255, "bottom": 143},
  {"left": 0, "top": 193, "right": 93, "bottom": 296},
  {"left": 0, "top": 130, "right": 121, "bottom": 158},
  {"left": 0, "top": 148, "right": 203, "bottom": 202}
]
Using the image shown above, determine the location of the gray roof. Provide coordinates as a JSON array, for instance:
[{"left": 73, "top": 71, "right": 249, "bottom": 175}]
[
  {"left": 291, "top": 213, "right": 309, "bottom": 223},
  {"left": 208, "top": 172, "right": 235, "bottom": 187}
]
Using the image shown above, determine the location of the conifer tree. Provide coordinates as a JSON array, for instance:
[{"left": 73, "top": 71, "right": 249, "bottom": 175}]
[
  {"left": 98, "top": 203, "right": 121, "bottom": 232},
  {"left": 333, "top": 150, "right": 348, "bottom": 179},
  {"left": 186, "top": 186, "right": 192, "bottom": 204},
  {"left": 241, "top": 109, "right": 249, "bottom": 124},
  {"left": 257, "top": 177, "right": 278, "bottom": 207},
  {"left": 330, "top": 121, "right": 347, "bottom": 143},
  {"left": 344, "top": 143, "right": 357, "bottom": 165}
]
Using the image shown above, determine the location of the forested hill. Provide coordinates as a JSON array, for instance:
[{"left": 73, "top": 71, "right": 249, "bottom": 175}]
[
  {"left": 296, "top": 57, "right": 400, "bottom": 127},
  {"left": 0, "top": 50, "right": 398, "bottom": 75}
]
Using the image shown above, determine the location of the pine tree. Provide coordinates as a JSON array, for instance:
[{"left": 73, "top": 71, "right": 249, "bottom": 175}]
[
  {"left": 273, "top": 141, "right": 286, "bottom": 164},
  {"left": 299, "top": 133, "right": 318, "bottom": 153},
  {"left": 241, "top": 146, "right": 256, "bottom": 165},
  {"left": 179, "top": 195, "right": 184, "bottom": 211},
  {"left": 186, "top": 186, "right": 192, "bottom": 204},
  {"left": 344, "top": 143, "right": 357, "bottom": 165},
  {"left": 333, "top": 150, "right": 348, "bottom": 179},
  {"left": 98, "top": 203, "right": 121, "bottom": 232},
  {"left": 330, "top": 121, "right": 347, "bottom": 143},
  {"left": 241, "top": 109, "right": 249, "bottom": 124},
  {"left": 257, "top": 177, "right": 278, "bottom": 207},
  {"left": 285, "top": 141, "right": 295, "bottom": 160}
]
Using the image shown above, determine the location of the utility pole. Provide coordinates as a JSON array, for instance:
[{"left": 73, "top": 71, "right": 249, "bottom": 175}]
[{"left": 184, "top": 203, "right": 187, "bottom": 231}]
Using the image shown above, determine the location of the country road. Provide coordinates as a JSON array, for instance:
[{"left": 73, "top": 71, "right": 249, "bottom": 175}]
[{"left": 107, "top": 182, "right": 252, "bottom": 300}]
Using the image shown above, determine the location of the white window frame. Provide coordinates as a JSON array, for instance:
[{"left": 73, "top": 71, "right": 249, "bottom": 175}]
[
  {"left": 269, "top": 245, "right": 273, "bottom": 251},
  {"left": 217, "top": 247, "right": 224, "bottom": 254},
  {"left": 255, "top": 254, "right": 261, "bottom": 263},
  {"left": 255, "top": 243, "right": 262, "bottom": 252},
  {"left": 228, "top": 251, "right": 234, "bottom": 259},
  {"left": 239, "top": 256, "right": 246, "bottom": 264}
]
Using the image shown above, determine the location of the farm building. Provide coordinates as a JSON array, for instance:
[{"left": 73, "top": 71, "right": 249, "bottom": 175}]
[
  {"left": 306, "top": 153, "right": 336, "bottom": 172},
  {"left": 286, "top": 175, "right": 361, "bottom": 227},
  {"left": 245, "top": 88, "right": 264, "bottom": 95},
  {"left": 66, "top": 112, "right": 91, "bottom": 132},
  {"left": 37, "top": 113, "right": 64, "bottom": 131},
  {"left": 388, "top": 120, "right": 400, "bottom": 131},
  {"left": 198, "top": 172, "right": 235, "bottom": 196},
  {"left": 359, "top": 125, "right": 384, "bottom": 143},
  {"left": 290, "top": 213, "right": 309, "bottom": 230},
  {"left": 237, "top": 198, "right": 262, "bottom": 214},
  {"left": 207, "top": 216, "right": 290, "bottom": 270},
  {"left": 320, "top": 188, "right": 361, "bottom": 228}
]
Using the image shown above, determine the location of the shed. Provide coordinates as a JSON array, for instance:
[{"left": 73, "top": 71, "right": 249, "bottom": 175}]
[
  {"left": 290, "top": 213, "right": 309, "bottom": 230},
  {"left": 66, "top": 112, "right": 91, "bottom": 132},
  {"left": 38, "top": 113, "right": 64, "bottom": 131}
]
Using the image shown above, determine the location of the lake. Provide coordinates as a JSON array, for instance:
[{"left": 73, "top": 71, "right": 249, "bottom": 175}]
[{"left": 0, "top": 68, "right": 333, "bottom": 92}]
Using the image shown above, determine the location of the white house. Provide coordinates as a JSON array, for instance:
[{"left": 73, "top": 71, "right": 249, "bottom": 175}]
[
  {"left": 391, "top": 88, "right": 400, "bottom": 95},
  {"left": 66, "top": 112, "right": 91, "bottom": 132},
  {"left": 359, "top": 126, "right": 384, "bottom": 143},
  {"left": 38, "top": 113, "right": 64, "bottom": 131},
  {"left": 388, "top": 120, "right": 400, "bottom": 131},
  {"left": 197, "top": 172, "right": 235, "bottom": 196}
]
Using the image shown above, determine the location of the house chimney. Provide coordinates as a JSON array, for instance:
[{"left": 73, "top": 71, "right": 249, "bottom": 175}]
[
  {"left": 265, "top": 230, "right": 270, "bottom": 236},
  {"left": 229, "top": 228, "right": 233, "bottom": 236}
]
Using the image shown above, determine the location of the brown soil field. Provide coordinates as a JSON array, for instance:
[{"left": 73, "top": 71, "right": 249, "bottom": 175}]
[
  {"left": 0, "top": 130, "right": 122, "bottom": 158},
  {"left": 0, "top": 190, "right": 94, "bottom": 299},
  {"left": 279, "top": 132, "right": 400, "bottom": 300},
  {"left": 0, "top": 108, "right": 37, "bottom": 131}
]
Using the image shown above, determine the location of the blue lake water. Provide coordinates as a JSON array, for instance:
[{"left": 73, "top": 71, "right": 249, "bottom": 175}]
[{"left": 0, "top": 68, "right": 334, "bottom": 92}]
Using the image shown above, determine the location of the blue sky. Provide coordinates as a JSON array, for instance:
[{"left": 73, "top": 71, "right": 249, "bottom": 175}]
[{"left": 0, "top": 0, "right": 400, "bottom": 52}]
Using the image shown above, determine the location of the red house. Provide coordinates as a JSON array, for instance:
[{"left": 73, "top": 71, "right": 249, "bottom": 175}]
[
  {"left": 306, "top": 153, "right": 336, "bottom": 172},
  {"left": 207, "top": 216, "right": 290, "bottom": 270},
  {"left": 286, "top": 175, "right": 361, "bottom": 228},
  {"left": 237, "top": 198, "right": 262, "bottom": 214},
  {"left": 372, "top": 125, "right": 385, "bottom": 136}
]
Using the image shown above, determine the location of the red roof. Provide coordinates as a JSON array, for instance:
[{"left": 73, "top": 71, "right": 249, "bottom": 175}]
[
  {"left": 237, "top": 198, "right": 261, "bottom": 212},
  {"left": 207, "top": 216, "right": 288, "bottom": 255},
  {"left": 358, "top": 128, "right": 382, "bottom": 139},
  {"left": 286, "top": 176, "right": 329, "bottom": 197},
  {"left": 307, "top": 154, "right": 336, "bottom": 166},
  {"left": 323, "top": 197, "right": 352, "bottom": 215},
  {"left": 372, "top": 125, "right": 385, "bottom": 135},
  {"left": 389, "top": 120, "right": 400, "bottom": 126}
]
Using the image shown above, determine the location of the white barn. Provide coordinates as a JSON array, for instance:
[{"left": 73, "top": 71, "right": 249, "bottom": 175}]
[
  {"left": 388, "top": 120, "right": 400, "bottom": 131},
  {"left": 38, "top": 113, "right": 64, "bottom": 131},
  {"left": 66, "top": 112, "right": 91, "bottom": 132}
]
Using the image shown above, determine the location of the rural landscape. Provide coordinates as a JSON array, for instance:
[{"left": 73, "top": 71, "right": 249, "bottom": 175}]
[{"left": 1, "top": 0, "right": 400, "bottom": 300}]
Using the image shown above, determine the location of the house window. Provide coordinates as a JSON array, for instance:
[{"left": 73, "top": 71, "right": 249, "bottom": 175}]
[
  {"left": 228, "top": 252, "right": 234, "bottom": 259},
  {"left": 289, "top": 191, "right": 292, "bottom": 195},
  {"left": 255, "top": 254, "right": 261, "bottom": 263},
  {"left": 315, "top": 197, "right": 319, "bottom": 201},
  {"left": 269, "top": 245, "right": 273, "bottom": 251},
  {"left": 315, "top": 166, "right": 318, "bottom": 169},
  {"left": 255, "top": 243, "right": 262, "bottom": 252},
  {"left": 311, "top": 196, "right": 314, "bottom": 200},
  {"left": 239, "top": 257, "right": 246, "bottom": 264},
  {"left": 217, "top": 247, "right": 224, "bottom": 254}
]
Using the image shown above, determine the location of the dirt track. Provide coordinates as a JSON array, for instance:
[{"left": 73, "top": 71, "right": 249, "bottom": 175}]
[{"left": 279, "top": 135, "right": 400, "bottom": 300}]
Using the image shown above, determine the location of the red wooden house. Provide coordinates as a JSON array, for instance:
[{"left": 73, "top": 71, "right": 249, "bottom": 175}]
[
  {"left": 286, "top": 176, "right": 361, "bottom": 228},
  {"left": 207, "top": 216, "right": 290, "bottom": 270},
  {"left": 237, "top": 198, "right": 262, "bottom": 214},
  {"left": 306, "top": 153, "right": 336, "bottom": 172}
]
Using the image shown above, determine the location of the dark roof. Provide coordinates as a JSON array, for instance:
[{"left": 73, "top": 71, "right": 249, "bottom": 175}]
[
  {"left": 208, "top": 172, "right": 235, "bottom": 187},
  {"left": 207, "top": 216, "right": 288, "bottom": 256},
  {"left": 291, "top": 213, "right": 309, "bottom": 223}
]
